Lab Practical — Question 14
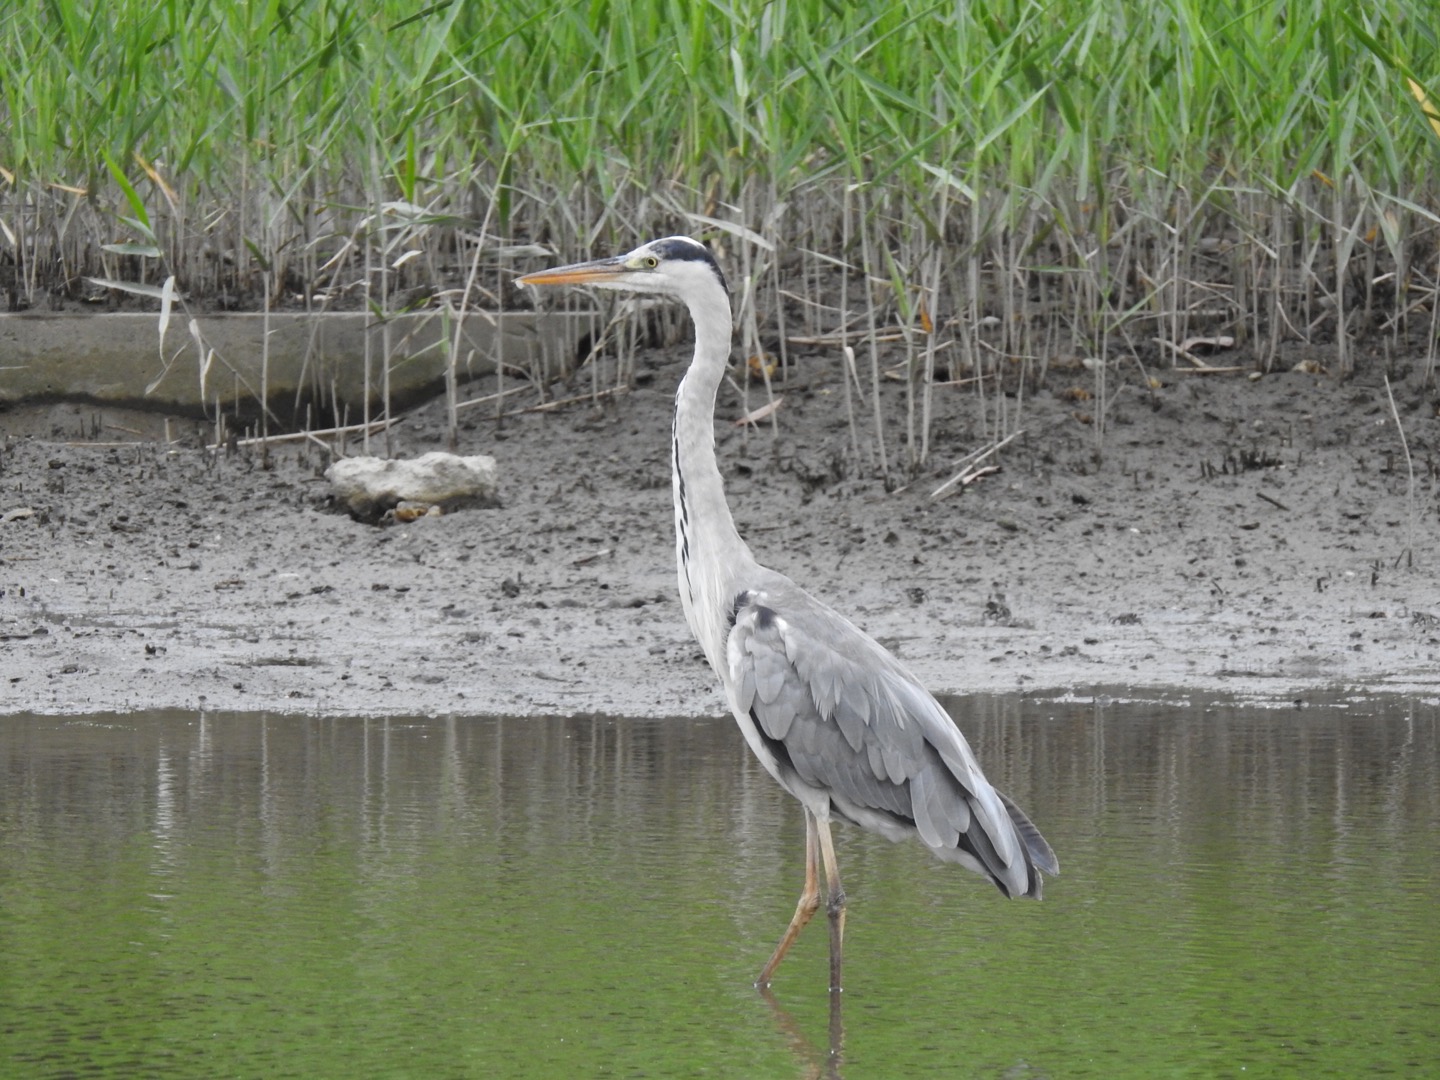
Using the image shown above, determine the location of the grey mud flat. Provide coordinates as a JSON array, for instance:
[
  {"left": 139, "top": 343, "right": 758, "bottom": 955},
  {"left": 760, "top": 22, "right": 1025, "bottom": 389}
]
[{"left": 2, "top": 344, "right": 1438, "bottom": 718}]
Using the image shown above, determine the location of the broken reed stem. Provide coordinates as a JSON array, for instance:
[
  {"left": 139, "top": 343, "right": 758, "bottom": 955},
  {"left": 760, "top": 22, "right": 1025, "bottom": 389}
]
[
  {"left": 260, "top": 271, "right": 271, "bottom": 457},
  {"left": 928, "top": 428, "right": 1026, "bottom": 500},
  {"left": 216, "top": 417, "right": 398, "bottom": 449},
  {"left": 506, "top": 385, "right": 630, "bottom": 416},
  {"left": 1381, "top": 371, "right": 1417, "bottom": 568},
  {"left": 839, "top": 187, "right": 862, "bottom": 467},
  {"left": 858, "top": 192, "right": 889, "bottom": 478},
  {"left": 454, "top": 384, "right": 530, "bottom": 412}
]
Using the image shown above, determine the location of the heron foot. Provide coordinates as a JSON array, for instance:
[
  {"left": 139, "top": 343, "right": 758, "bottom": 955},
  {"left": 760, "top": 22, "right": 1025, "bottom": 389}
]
[{"left": 756, "top": 884, "right": 820, "bottom": 990}]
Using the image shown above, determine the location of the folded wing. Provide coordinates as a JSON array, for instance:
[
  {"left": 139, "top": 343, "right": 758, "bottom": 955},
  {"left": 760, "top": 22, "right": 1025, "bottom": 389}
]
[{"left": 727, "top": 584, "right": 1057, "bottom": 897}]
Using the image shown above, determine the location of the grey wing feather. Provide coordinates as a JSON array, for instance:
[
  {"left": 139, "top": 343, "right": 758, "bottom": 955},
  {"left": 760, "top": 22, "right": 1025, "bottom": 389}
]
[{"left": 728, "top": 582, "right": 1056, "bottom": 898}]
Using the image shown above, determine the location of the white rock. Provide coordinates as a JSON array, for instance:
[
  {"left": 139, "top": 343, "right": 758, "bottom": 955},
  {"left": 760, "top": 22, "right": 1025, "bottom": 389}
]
[{"left": 326, "top": 452, "right": 498, "bottom": 519}]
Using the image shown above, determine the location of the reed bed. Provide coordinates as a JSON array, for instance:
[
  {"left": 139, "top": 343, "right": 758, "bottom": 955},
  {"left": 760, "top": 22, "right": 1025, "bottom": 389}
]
[{"left": 2, "top": 0, "right": 1437, "bottom": 472}]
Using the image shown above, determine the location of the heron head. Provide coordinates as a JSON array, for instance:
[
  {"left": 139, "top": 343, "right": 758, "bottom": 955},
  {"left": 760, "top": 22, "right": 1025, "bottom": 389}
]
[{"left": 518, "top": 236, "right": 729, "bottom": 302}]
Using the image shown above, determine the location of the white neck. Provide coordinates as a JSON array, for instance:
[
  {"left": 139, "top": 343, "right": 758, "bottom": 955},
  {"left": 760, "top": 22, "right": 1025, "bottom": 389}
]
[{"left": 671, "top": 281, "right": 759, "bottom": 672}]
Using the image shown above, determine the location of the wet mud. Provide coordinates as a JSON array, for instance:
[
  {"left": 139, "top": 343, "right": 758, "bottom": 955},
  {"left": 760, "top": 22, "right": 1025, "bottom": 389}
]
[{"left": 3, "top": 344, "right": 1438, "bottom": 718}]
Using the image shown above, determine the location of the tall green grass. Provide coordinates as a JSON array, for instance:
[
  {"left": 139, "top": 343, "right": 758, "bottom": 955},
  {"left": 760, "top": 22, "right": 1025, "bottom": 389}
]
[{"left": 2, "top": 0, "right": 1437, "bottom": 467}]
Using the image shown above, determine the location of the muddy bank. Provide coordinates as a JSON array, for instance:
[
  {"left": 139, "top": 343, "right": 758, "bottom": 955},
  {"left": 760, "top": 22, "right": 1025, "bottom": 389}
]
[{"left": 2, "top": 347, "right": 1438, "bottom": 718}]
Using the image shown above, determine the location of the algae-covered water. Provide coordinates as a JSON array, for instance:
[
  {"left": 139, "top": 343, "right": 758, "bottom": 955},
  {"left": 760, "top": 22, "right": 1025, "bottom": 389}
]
[{"left": 2, "top": 696, "right": 1436, "bottom": 1077}]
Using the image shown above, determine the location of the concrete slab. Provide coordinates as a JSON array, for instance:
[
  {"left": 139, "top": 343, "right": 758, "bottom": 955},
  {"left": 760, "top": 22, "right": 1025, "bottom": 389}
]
[{"left": 0, "top": 310, "right": 593, "bottom": 425}]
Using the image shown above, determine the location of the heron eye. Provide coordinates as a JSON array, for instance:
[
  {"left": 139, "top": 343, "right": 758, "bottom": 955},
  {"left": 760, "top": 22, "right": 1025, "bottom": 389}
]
[{"left": 642, "top": 256, "right": 659, "bottom": 268}]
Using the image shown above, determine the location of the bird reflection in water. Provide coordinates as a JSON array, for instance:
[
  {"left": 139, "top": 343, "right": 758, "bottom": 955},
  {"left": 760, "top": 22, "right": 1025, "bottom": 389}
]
[{"left": 760, "top": 985, "right": 844, "bottom": 1080}]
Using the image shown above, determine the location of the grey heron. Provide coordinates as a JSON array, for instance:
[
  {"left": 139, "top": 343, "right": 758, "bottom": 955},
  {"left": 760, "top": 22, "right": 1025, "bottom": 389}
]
[{"left": 519, "top": 236, "right": 1058, "bottom": 991}]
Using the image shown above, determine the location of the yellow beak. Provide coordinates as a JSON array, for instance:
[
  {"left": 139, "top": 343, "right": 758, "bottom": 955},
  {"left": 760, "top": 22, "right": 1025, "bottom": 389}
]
[{"left": 517, "top": 255, "right": 628, "bottom": 288}]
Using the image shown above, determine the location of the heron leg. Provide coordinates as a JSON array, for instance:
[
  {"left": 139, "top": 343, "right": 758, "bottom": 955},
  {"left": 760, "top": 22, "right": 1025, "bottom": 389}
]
[
  {"left": 815, "top": 817, "right": 846, "bottom": 993},
  {"left": 755, "top": 809, "right": 821, "bottom": 989}
]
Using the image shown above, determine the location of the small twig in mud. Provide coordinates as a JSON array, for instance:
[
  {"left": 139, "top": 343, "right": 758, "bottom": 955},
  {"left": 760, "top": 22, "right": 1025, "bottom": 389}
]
[
  {"left": 303, "top": 431, "right": 336, "bottom": 455},
  {"left": 217, "top": 418, "right": 399, "bottom": 450},
  {"left": 928, "top": 429, "right": 1025, "bottom": 500},
  {"left": 1257, "top": 491, "right": 1291, "bottom": 511},
  {"left": 453, "top": 385, "right": 529, "bottom": 413},
  {"left": 508, "top": 385, "right": 630, "bottom": 416},
  {"left": 734, "top": 397, "right": 784, "bottom": 427},
  {"left": 930, "top": 370, "right": 997, "bottom": 388},
  {"left": 1156, "top": 337, "right": 1244, "bottom": 373},
  {"left": 950, "top": 464, "right": 1000, "bottom": 489},
  {"left": 1172, "top": 365, "right": 1248, "bottom": 376},
  {"left": 53, "top": 440, "right": 183, "bottom": 449},
  {"left": 787, "top": 329, "right": 906, "bottom": 346}
]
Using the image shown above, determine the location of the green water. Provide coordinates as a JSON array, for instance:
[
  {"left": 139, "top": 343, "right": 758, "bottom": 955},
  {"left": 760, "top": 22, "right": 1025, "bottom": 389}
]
[{"left": 1, "top": 696, "right": 1436, "bottom": 1078}]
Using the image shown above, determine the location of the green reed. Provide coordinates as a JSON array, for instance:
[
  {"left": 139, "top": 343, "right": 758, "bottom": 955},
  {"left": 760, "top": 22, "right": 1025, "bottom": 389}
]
[{"left": 1, "top": 0, "right": 1437, "bottom": 471}]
